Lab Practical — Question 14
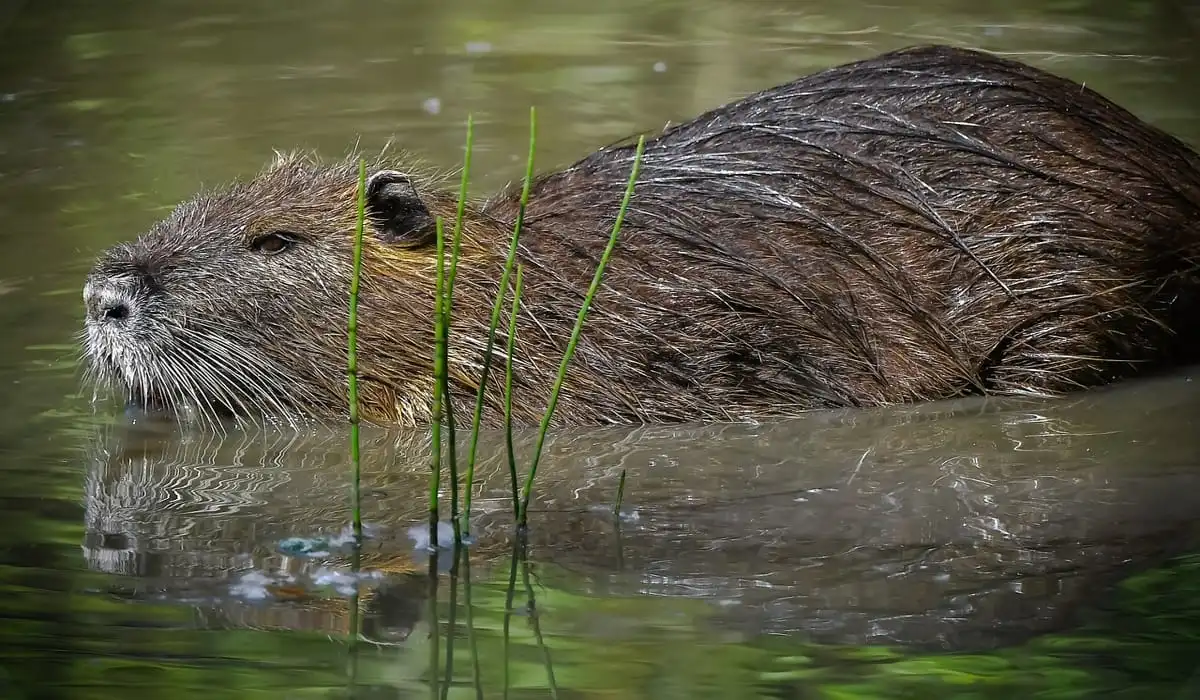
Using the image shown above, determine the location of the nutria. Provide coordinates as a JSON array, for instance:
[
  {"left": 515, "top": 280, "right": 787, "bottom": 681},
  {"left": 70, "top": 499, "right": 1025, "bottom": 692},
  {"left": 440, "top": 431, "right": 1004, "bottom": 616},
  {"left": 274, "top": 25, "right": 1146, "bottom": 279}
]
[{"left": 82, "top": 44, "right": 1200, "bottom": 428}]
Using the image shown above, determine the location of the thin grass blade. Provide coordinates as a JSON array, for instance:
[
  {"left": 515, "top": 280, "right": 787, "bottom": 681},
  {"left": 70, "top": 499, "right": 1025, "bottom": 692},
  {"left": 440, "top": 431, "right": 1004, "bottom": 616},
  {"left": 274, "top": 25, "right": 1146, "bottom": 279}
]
[
  {"left": 444, "top": 116, "right": 474, "bottom": 537},
  {"left": 348, "top": 158, "right": 367, "bottom": 543},
  {"left": 613, "top": 468, "right": 627, "bottom": 518},
  {"left": 504, "top": 265, "right": 525, "bottom": 516},
  {"left": 430, "top": 217, "right": 447, "bottom": 534},
  {"left": 463, "top": 106, "right": 537, "bottom": 535},
  {"left": 517, "top": 136, "right": 647, "bottom": 526}
]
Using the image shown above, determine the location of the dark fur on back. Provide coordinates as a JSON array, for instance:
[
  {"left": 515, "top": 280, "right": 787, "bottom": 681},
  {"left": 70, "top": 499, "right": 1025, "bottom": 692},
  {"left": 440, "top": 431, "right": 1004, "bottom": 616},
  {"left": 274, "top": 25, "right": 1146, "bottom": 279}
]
[
  {"left": 83, "top": 45, "right": 1200, "bottom": 428},
  {"left": 481, "top": 44, "right": 1200, "bottom": 423}
]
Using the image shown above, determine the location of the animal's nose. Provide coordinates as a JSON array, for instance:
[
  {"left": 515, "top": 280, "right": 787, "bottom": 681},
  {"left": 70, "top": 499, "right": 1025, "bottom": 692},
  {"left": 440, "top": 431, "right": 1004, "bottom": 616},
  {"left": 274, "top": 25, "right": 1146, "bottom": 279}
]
[
  {"left": 84, "top": 250, "right": 161, "bottom": 326},
  {"left": 84, "top": 281, "right": 138, "bottom": 325}
]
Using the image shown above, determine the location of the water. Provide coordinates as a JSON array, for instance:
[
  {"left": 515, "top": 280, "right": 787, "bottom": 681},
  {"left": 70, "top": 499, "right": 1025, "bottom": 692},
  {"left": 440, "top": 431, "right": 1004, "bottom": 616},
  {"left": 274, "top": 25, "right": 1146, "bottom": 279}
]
[{"left": 2, "top": 0, "right": 1200, "bottom": 697}]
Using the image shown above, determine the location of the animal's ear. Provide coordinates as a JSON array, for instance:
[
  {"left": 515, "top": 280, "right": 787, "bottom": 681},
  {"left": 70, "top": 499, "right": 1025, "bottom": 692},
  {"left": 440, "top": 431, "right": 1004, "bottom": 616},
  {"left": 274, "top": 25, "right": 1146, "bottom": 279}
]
[{"left": 365, "top": 170, "right": 436, "bottom": 247}]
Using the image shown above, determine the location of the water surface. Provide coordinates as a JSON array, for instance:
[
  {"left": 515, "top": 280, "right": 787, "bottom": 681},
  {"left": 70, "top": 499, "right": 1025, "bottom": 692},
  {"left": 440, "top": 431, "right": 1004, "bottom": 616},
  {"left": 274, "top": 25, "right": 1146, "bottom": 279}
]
[{"left": 2, "top": 0, "right": 1199, "bottom": 697}]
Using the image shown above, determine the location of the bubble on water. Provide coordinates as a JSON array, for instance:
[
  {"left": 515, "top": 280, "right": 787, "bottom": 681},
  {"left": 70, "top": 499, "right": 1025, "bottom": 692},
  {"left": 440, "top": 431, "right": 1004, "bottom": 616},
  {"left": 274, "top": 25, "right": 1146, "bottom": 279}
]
[
  {"left": 464, "top": 41, "right": 492, "bottom": 55},
  {"left": 230, "top": 570, "right": 273, "bottom": 601},
  {"left": 653, "top": 61, "right": 668, "bottom": 73},
  {"left": 328, "top": 522, "right": 378, "bottom": 547},
  {"left": 407, "top": 521, "right": 458, "bottom": 553},
  {"left": 234, "top": 586, "right": 270, "bottom": 601},
  {"left": 229, "top": 562, "right": 386, "bottom": 602},
  {"left": 588, "top": 504, "right": 642, "bottom": 523},
  {"left": 278, "top": 523, "right": 377, "bottom": 558},
  {"left": 422, "top": 97, "right": 442, "bottom": 115},
  {"left": 312, "top": 566, "right": 357, "bottom": 589},
  {"left": 241, "top": 571, "right": 272, "bottom": 585},
  {"left": 278, "top": 537, "right": 326, "bottom": 557}
]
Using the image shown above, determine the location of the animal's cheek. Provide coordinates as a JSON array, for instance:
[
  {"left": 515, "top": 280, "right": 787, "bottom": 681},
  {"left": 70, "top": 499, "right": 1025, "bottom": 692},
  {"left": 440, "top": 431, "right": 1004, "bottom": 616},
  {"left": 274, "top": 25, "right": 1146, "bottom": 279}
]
[{"left": 150, "top": 278, "right": 253, "bottom": 330}]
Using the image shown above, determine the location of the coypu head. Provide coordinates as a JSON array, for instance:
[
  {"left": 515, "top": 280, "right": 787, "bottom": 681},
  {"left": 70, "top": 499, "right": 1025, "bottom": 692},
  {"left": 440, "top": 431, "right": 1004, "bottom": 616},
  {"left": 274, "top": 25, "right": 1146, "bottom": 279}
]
[{"left": 82, "top": 152, "right": 484, "bottom": 428}]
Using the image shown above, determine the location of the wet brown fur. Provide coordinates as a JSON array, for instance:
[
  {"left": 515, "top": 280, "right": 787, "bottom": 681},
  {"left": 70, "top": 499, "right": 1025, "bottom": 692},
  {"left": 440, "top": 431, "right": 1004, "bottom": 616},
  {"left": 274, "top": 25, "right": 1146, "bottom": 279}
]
[{"left": 83, "top": 45, "right": 1200, "bottom": 428}]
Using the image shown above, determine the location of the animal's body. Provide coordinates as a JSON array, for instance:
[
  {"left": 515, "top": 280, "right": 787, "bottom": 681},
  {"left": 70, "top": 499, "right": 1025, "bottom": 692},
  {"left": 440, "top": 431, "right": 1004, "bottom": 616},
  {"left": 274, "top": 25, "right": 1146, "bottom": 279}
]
[{"left": 83, "top": 45, "right": 1200, "bottom": 427}]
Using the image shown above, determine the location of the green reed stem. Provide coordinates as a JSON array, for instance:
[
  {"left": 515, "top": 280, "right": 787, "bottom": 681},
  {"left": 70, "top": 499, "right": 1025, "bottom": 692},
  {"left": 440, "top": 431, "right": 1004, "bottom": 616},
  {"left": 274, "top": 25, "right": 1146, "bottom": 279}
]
[
  {"left": 346, "top": 534, "right": 364, "bottom": 695},
  {"left": 427, "top": 555, "right": 441, "bottom": 700},
  {"left": 461, "top": 545, "right": 484, "bottom": 700},
  {"left": 427, "top": 215, "right": 450, "bottom": 698},
  {"left": 500, "top": 537, "right": 521, "bottom": 700},
  {"left": 516, "top": 136, "right": 647, "bottom": 528},
  {"left": 441, "top": 546, "right": 460, "bottom": 700},
  {"left": 613, "top": 468, "right": 627, "bottom": 517},
  {"left": 445, "top": 114, "right": 474, "bottom": 298},
  {"left": 429, "top": 216, "right": 447, "bottom": 535},
  {"left": 503, "top": 265, "right": 525, "bottom": 516},
  {"left": 444, "top": 116, "right": 474, "bottom": 538},
  {"left": 463, "top": 106, "right": 537, "bottom": 535},
  {"left": 521, "top": 550, "right": 559, "bottom": 699},
  {"left": 348, "top": 159, "right": 367, "bottom": 543}
]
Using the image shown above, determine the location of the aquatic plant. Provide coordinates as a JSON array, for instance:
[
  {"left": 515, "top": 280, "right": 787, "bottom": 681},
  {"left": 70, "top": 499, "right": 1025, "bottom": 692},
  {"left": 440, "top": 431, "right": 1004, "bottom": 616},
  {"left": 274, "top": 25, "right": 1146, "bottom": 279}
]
[
  {"left": 418, "top": 110, "right": 646, "bottom": 534},
  {"left": 347, "top": 160, "right": 367, "bottom": 543},
  {"left": 345, "top": 111, "right": 644, "bottom": 699},
  {"left": 514, "top": 134, "right": 644, "bottom": 529},
  {"left": 463, "top": 108, "right": 537, "bottom": 536}
]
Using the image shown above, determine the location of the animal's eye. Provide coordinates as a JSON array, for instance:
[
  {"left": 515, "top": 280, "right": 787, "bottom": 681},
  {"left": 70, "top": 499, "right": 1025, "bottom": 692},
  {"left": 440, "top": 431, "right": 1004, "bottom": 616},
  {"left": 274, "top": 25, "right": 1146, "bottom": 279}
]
[{"left": 250, "top": 232, "right": 296, "bottom": 255}]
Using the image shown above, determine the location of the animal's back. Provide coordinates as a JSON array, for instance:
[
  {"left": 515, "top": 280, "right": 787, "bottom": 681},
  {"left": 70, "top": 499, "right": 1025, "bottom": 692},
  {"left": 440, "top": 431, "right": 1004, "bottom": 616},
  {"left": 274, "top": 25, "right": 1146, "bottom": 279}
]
[{"left": 482, "top": 45, "right": 1200, "bottom": 421}]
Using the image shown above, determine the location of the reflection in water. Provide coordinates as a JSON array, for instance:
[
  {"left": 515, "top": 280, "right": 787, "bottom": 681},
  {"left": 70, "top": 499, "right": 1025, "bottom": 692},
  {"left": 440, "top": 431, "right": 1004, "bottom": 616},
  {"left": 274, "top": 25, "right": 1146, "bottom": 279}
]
[{"left": 82, "top": 368, "right": 1200, "bottom": 651}]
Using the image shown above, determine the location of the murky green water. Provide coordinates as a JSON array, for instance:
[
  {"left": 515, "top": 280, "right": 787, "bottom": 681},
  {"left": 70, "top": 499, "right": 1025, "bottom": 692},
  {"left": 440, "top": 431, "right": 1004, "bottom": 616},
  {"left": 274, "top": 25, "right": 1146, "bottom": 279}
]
[{"left": 2, "top": 1, "right": 1200, "bottom": 697}]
